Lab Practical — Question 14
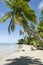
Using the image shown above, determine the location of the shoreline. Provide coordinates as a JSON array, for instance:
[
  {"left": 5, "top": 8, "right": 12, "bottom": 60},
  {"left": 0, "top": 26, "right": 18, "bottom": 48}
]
[
  {"left": 0, "top": 45, "right": 43, "bottom": 65},
  {"left": 0, "top": 44, "right": 19, "bottom": 58}
]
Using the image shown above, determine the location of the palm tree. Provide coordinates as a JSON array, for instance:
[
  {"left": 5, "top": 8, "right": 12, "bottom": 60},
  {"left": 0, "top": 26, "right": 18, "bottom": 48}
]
[
  {"left": 38, "top": 7, "right": 43, "bottom": 38},
  {"left": 18, "top": 39, "right": 24, "bottom": 44},
  {"left": 0, "top": 0, "right": 43, "bottom": 44}
]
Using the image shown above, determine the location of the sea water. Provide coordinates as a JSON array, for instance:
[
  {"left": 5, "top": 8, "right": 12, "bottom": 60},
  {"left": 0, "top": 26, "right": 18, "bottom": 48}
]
[{"left": 0, "top": 43, "right": 19, "bottom": 58}]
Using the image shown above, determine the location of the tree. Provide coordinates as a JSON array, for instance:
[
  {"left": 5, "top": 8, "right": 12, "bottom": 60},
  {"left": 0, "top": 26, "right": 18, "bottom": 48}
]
[
  {"left": 38, "top": 7, "right": 43, "bottom": 38},
  {"left": 0, "top": 0, "right": 43, "bottom": 44},
  {"left": 18, "top": 39, "right": 24, "bottom": 44},
  {"left": 38, "top": 21, "right": 43, "bottom": 38}
]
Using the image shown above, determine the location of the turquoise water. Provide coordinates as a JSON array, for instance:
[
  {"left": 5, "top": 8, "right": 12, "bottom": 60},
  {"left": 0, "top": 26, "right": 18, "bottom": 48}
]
[{"left": 0, "top": 43, "right": 19, "bottom": 58}]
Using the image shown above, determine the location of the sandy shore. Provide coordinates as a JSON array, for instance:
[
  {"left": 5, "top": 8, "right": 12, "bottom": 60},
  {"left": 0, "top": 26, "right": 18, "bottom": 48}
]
[{"left": 0, "top": 45, "right": 43, "bottom": 65}]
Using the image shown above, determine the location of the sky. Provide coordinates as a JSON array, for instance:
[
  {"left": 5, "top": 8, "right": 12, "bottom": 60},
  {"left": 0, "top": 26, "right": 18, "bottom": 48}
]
[{"left": 0, "top": 0, "right": 43, "bottom": 43}]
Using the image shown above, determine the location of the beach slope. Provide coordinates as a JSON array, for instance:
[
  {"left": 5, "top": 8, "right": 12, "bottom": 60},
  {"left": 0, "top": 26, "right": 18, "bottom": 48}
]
[{"left": 0, "top": 45, "right": 43, "bottom": 65}]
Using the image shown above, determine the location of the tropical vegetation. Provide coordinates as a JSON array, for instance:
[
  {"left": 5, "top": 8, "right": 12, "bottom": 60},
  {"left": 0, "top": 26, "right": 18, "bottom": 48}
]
[{"left": 0, "top": 0, "right": 43, "bottom": 47}]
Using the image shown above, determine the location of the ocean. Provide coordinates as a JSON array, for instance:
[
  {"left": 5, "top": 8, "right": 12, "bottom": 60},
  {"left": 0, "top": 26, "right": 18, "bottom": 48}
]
[{"left": 0, "top": 43, "right": 19, "bottom": 58}]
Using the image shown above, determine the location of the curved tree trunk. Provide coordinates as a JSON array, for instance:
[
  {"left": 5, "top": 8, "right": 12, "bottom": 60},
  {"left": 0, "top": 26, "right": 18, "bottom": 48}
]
[{"left": 22, "top": 22, "right": 43, "bottom": 45}]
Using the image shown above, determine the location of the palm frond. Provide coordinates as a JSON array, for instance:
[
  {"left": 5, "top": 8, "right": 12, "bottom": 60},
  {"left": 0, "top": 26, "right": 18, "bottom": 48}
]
[
  {"left": 21, "top": 2, "right": 37, "bottom": 23},
  {"left": 24, "top": 0, "right": 30, "bottom": 2},
  {"left": 8, "top": 18, "right": 13, "bottom": 33},
  {"left": 38, "top": 22, "right": 43, "bottom": 30},
  {"left": 39, "top": 32, "right": 43, "bottom": 38},
  {"left": 0, "top": 11, "right": 14, "bottom": 22},
  {"left": 17, "top": 13, "right": 29, "bottom": 32},
  {"left": 19, "top": 30, "right": 24, "bottom": 35},
  {"left": 11, "top": 22, "right": 15, "bottom": 32},
  {"left": 8, "top": 17, "right": 15, "bottom": 33},
  {"left": 3, "top": 0, "right": 16, "bottom": 9}
]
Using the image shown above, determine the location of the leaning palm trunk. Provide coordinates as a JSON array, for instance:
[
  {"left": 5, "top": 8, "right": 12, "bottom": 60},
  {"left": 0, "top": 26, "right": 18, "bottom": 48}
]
[{"left": 22, "top": 22, "right": 43, "bottom": 45}]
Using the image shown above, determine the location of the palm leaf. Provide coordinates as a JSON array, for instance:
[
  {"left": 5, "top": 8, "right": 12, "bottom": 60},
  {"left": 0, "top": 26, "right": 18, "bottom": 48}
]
[
  {"left": 11, "top": 22, "right": 15, "bottom": 32},
  {"left": 39, "top": 32, "right": 43, "bottom": 38},
  {"left": 24, "top": 0, "right": 30, "bottom": 2},
  {"left": 38, "top": 22, "right": 43, "bottom": 30},
  {"left": 0, "top": 11, "right": 14, "bottom": 22},
  {"left": 19, "top": 30, "right": 24, "bottom": 35},
  {"left": 3, "top": 0, "right": 16, "bottom": 9},
  {"left": 8, "top": 17, "right": 15, "bottom": 33},
  {"left": 17, "top": 13, "right": 29, "bottom": 32},
  {"left": 8, "top": 18, "right": 13, "bottom": 33},
  {"left": 21, "top": 2, "right": 37, "bottom": 23}
]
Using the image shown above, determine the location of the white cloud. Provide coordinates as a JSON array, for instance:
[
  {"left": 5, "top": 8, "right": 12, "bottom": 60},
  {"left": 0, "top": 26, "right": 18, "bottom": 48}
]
[{"left": 38, "top": 0, "right": 43, "bottom": 10}]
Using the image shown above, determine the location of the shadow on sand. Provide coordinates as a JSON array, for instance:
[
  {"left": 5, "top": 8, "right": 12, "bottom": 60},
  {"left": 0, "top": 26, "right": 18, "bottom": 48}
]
[{"left": 4, "top": 56, "right": 43, "bottom": 65}]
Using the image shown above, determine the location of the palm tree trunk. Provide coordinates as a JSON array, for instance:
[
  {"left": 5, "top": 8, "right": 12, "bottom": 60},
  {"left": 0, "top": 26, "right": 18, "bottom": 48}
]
[{"left": 22, "top": 22, "right": 43, "bottom": 45}]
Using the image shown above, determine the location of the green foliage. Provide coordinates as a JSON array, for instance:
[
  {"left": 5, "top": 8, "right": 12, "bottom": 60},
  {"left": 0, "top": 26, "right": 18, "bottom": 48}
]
[
  {"left": 8, "top": 16, "right": 16, "bottom": 33},
  {"left": 19, "top": 30, "right": 24, "bottom": 35},
  {"left": 37, "top": 7, "right": 43, "bottom": 39},
  {"left": 21, "top": 2, "right": 37, "bottom": 23},
  {"left": 1, "top": 0, "right": 43, "bottom": 46},
  {"left": 38, "top": 21, "right": 43, "bottom": 32},
  {"left": 30, "top": 23, "right": 35, "bottom": 30},
  {"left": 38, "top": 32, "right": 43, "bottom": 38},
  {"left": 18, "top": 35, "right": 43, "bottom": 47},
  {"left": 0, "top": 11, "right": 14, "bottom": 22},
  {"left": 33, "top": 39, "right": 43, "bottom": 47},
  {"left": 18, "top": 35, "right": 33, "bottom": 45},
  {"left": 0, "top": 0, "right": 37, "bottom": 33},
  {"left": 18, "top": 39, "right": 24, "bottom": 44},
  {"left": 38, "top": 19, "right": 43, "bottom": 38},
  {"left": 24, "top": 0, "right": 30, "bottom": 2}
]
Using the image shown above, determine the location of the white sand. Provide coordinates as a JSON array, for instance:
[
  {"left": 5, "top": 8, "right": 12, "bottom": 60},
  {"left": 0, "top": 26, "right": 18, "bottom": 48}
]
[{"left": 0, "top": 45, "right": 43, "bottom": 65}]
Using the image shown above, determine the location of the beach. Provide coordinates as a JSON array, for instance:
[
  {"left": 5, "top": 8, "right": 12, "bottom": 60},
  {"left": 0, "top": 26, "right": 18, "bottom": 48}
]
[
  {"left": 0, "top": 45, "right": 43, "bottom": 65},
  {"left": 0, "top": 44, "right": 43, "bottom": 65}
]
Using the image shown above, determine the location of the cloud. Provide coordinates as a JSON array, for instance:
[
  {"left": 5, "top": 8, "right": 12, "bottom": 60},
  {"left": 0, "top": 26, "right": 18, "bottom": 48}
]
[{"left": 38, "top": 0, "right": 43, "bottom": 10}]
